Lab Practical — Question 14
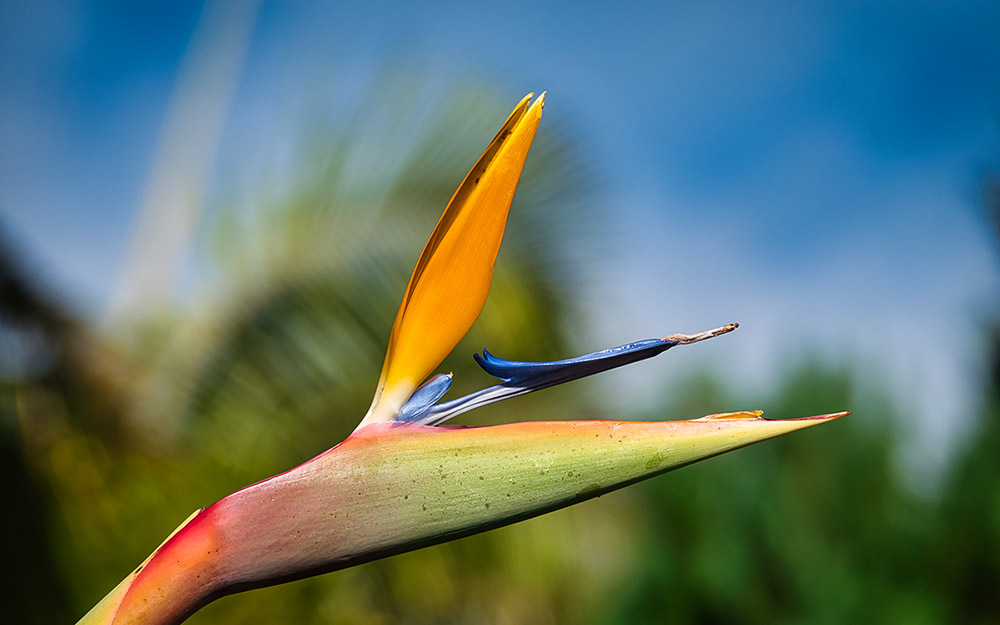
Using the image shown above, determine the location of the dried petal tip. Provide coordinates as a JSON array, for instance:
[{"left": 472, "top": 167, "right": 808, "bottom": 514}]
[{"left": 665, "top": 322, "right": 739, "bottom": 344}]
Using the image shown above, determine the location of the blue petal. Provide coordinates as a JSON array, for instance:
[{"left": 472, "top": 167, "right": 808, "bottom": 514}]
[
  {"left": 473, "top": 338, "right": 676, "bottom": 385},
  {"left": 397, "top": 373, "right": 453, "bottom": 422},
  {"left": 400, "top": 324, "right": 737, "bottom": 426},
  {"left": 412, "top": 338, "right": 679, "bottom": 426}
]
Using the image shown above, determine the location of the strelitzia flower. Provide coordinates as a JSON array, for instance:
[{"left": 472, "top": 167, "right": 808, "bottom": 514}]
[{"left": 79, "top": 93, "right": 845, "bottom": 625}]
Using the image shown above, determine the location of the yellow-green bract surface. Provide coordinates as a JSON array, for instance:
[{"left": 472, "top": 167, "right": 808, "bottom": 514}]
[{"left": 81, "top": 412, "right": 844, "bottom": 625}]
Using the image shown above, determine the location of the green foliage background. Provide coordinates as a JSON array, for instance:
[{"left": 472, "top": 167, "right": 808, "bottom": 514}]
[{"left": 2, "top": 82, "right": 998, "bottom": 624}]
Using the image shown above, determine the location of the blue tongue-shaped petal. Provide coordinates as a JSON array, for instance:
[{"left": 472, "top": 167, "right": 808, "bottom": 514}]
[
  {"left": 473, "top": 338, "right": 675, "bottom": 384},
  {"left": 397, "top": 324, "right": 738, "bottom": 427}
]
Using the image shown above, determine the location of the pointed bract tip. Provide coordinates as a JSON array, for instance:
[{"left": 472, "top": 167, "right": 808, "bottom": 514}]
[
  {"left": 783, "top": 411, "right": 850, "bottom": 421},
  {"left": 693, "top": 410, "right": 848, "bottom": 423}
]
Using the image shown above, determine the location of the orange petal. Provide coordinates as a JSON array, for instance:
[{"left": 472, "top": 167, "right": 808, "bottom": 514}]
[{"left": 360, "top": 93, "right": 545, "bottom": 426}]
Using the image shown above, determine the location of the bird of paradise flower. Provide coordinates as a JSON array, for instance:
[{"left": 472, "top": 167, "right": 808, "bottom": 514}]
[{"left": 78, "top": 93, "right": 846, "bottom": 625}]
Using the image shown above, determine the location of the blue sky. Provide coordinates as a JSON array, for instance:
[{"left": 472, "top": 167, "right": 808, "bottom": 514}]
[{"left": 2, "top": 0, "right": 999, "bottom": 481}]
